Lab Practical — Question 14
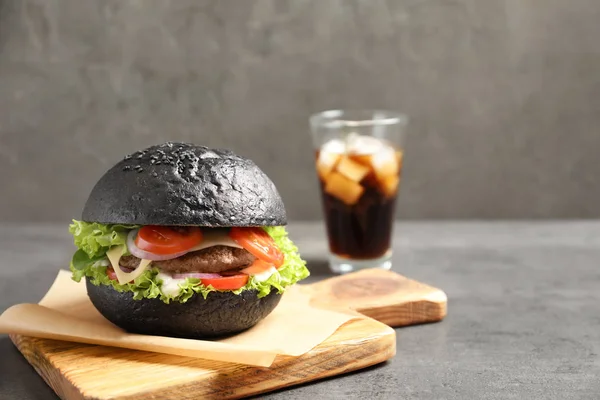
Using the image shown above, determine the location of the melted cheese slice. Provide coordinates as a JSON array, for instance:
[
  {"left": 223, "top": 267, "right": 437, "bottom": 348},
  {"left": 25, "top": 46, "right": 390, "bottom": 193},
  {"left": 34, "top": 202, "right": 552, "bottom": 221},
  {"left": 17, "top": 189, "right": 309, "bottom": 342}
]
[
  {"left": 107, "top": 246, "right": 153, "bottom": 285},
  {"left": 188, "top": 229, "right": 243, "bottom": 252}
]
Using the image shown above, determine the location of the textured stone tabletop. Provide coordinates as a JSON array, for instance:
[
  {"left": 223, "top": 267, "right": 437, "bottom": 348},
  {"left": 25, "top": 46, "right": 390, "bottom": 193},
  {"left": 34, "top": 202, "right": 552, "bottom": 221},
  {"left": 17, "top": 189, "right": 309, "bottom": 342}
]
[{"left": 1, "top": 222, "right": 599, "bottom": 399}]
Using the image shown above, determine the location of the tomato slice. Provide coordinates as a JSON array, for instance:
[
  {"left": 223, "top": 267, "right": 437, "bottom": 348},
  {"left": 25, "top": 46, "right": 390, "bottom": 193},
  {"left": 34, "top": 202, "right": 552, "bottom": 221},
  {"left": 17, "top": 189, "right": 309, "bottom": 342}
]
[
  {"left": 200, "top": 274, "right": 248, "bottom": 290},
  {"left": 241, "top": 259, "right": 276, "bottom": 275},
  {"left": 106, "top": 267, "right": 117, "bottom": 281},
  {"left": 135, "top": 226, "right": 203, "bottom": 255},
  {"left": 228, "top": 227, "right": 284, "bottom": 267}
]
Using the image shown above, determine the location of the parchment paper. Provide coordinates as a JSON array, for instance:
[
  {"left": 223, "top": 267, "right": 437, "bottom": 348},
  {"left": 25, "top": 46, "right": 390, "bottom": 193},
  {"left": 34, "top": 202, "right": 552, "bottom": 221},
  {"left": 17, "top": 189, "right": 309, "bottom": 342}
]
[{"left": 0, "top": 270, "right": 357, "bottom": 367}]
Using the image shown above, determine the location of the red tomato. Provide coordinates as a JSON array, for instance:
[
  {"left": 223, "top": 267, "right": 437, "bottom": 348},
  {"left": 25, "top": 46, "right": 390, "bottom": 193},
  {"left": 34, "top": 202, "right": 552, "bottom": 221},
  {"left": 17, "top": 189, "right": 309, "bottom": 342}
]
[
  {"left": 241, "top": 259, "right": 276, "bottom": 275},
  {"left": 228, "top": 227, "right": 284, "bottom": 267},
  {"left": 135, "top": 226, "right": 203, "bottom": 255},
  {"left": 106, "top": 267, "right": 118, "bottom": 281},
  {"left": 200, "top": 274, "right": 248, "bottom": 290}
]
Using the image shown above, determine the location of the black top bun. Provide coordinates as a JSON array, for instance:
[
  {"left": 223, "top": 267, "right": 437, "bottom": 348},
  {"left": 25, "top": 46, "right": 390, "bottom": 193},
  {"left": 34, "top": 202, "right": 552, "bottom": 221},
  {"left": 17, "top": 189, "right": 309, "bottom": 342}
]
[{"left": 81, "top": 142, "right": 287, "bottom": 227}]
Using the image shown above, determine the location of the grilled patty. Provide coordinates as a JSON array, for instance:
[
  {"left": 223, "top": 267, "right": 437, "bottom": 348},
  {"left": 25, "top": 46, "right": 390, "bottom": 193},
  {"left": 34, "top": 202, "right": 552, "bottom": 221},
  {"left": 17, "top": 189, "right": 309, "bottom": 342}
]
[{"left": 119, "top": 246, "right": 256, "bottom": 274}]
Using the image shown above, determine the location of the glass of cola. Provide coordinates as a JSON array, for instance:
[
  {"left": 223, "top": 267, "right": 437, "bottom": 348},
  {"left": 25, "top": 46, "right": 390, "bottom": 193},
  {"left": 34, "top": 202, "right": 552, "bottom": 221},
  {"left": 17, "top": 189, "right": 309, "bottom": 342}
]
[{"left": 309, "top": 110, "right": 408, "bottom": 273}]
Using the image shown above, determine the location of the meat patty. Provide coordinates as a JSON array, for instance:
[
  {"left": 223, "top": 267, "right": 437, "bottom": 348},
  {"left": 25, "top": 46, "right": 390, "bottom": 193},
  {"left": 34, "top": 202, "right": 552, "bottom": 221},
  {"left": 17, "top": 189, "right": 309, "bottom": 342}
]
[{"left": 119, "top": 246, "right": 256, "bottom": 274}]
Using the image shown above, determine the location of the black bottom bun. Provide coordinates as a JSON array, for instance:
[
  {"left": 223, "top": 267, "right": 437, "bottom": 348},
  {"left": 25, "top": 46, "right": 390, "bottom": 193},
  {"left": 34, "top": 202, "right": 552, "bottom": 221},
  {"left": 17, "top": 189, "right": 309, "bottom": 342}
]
[{"left": 86, "top": 280, "right": 282, "bottom": 339}]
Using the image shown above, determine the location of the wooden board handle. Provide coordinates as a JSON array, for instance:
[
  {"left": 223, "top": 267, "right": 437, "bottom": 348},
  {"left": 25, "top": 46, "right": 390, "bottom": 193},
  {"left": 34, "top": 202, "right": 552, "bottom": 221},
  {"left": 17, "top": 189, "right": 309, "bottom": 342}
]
[{"left": 303, "top": 268, "right": 447, "bottom": 327}]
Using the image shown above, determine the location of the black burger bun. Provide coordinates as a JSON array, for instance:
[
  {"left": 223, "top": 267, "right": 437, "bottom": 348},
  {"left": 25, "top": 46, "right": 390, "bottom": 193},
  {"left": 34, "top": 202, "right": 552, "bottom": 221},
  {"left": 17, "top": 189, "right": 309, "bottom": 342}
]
[
  {"left": 86, "top": 279, "right": 282, "bottom": 338},
  {"left": 81, "top": 142, "right": 287, "bottom": 227}
]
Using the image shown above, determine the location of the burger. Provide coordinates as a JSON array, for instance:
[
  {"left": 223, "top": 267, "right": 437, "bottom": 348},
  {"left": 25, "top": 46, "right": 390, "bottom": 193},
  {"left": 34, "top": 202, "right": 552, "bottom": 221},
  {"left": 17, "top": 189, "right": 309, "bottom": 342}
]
[{"left": 68, "top": 142, "right": 309, "bottom": 338}]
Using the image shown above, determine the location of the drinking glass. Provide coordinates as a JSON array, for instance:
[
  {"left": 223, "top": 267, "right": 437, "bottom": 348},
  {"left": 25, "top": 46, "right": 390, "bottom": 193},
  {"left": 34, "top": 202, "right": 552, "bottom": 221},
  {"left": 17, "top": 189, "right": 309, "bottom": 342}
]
[{"left": 309, "top": 109, "right": 408, "bottom": 273}]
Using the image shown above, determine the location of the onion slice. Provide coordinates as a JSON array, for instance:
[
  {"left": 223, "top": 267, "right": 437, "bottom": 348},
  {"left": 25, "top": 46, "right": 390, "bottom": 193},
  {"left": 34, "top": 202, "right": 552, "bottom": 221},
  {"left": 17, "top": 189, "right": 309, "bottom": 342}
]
[
  {"left": 171, "top": 272, "right": 222, "bottom": 279},
  {"left": 127, "top": 230, "right": 190, "bottom": 261}
]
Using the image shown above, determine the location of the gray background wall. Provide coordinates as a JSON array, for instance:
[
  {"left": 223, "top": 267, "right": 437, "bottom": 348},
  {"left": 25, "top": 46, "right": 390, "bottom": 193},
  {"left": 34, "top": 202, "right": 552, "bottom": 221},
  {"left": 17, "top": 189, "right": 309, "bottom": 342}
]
[{"left": 0, "top": 0, "right": 599, "bottom": 223}]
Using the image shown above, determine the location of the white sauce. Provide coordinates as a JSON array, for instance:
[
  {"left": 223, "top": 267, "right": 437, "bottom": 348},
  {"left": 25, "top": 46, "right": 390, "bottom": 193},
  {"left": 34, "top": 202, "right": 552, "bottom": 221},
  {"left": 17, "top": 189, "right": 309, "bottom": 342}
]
[
  {"left": 252, "top": 267, "right": 278, "bottom": 282},
  {"left": 156, "top": 272, "right": 186, "bottom": 297},
  {"left": 92, "top": 258, "right": 110, "bottom": 268}
]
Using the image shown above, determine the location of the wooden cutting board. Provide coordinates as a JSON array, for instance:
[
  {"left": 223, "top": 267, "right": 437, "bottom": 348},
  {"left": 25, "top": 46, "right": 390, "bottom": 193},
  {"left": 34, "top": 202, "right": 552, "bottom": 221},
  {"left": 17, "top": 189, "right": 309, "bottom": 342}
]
[{"left": 10, "top": 269, "right": 447, "bottom": 400}]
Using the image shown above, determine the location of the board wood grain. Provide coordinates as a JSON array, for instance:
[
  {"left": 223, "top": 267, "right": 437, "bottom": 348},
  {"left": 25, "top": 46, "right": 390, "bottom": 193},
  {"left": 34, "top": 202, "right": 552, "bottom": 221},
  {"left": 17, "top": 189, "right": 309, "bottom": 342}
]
[{"left": 10, "top": 269, "right": 447, "bottom": 399}]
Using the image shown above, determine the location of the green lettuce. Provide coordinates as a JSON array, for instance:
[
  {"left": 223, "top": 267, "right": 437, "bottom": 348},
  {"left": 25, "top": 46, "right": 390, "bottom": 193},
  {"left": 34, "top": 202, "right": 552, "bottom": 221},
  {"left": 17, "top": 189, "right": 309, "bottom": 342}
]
[
  {"left": 69, "top": 220, "right": 139, "bottom": 258},
  {"left": 251, "top": 226, "right": 310, "bottom": 297},
  {"left": 68, "top": 221, "right": 310, "bottom": 303},
  {"left": 82, "top": 264, "right": 164, "bottom": 301},
  {"left": 68, "top": 220, "right": 139, "bottom": 281}
]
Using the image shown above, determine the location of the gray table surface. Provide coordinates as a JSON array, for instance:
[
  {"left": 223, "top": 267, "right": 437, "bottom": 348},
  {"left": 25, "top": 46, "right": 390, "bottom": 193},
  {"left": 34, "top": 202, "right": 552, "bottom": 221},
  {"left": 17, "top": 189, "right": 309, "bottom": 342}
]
[{"left": 1, "top": 221, "right": 599, "bottom": 399}]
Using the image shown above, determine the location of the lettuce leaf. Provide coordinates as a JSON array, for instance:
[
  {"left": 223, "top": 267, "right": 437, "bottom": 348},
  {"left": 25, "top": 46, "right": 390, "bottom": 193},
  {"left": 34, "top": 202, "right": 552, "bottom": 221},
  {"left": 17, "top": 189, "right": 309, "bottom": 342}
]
[
  {"left": 68, "top": 221, "right": 310, "bottom": 304},
  {"left": 69, "top": 220, "right": 139, "bottom": 259},
  {"left": 253, "top": 226, "right": 310, "bottom": 297},
  {"left": 70, "top": 249, "right": 106, "bottom": 281},
  {"left": 83, "top": 264, "right": 163, "bottom": 300}
]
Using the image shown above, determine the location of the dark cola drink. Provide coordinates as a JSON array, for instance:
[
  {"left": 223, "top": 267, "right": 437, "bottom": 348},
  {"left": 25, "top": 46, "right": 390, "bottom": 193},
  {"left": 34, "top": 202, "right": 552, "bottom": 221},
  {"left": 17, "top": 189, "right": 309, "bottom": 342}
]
[{"left": 316, "top": 136, "right": 403, "bottom": 260}]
